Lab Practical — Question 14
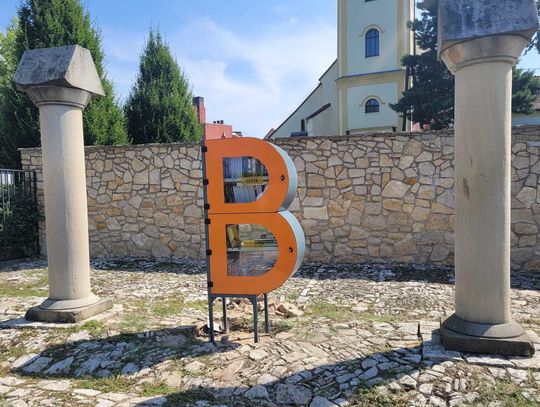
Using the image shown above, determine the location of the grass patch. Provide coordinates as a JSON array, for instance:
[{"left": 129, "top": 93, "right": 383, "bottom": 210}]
[
  {"left": 61, "top": 319, "right": 107, "bottom": 338},
  {"left": 274, "top": 319, "right": 295, "bottom": 333},
  {"left": 0, "top": 344, "right": 29, "bottom": 361},
  {"left": 0, "top": 330, "right": 39, "bottom": 361},
  {"left": 81, "top": 320, "right": 107, "bottom": 337},
  {"left": 305, "top": 301, "right": 357, "bottom": 323},
  {"left": 165, "top": 389, "right": 214, "bottom": 406},
  {"left": 77, "top": 376, "right": 137, "bottom": 393},
  {"left": 351, "top": 385, "right": 408, "bottom": 407},
  {"left": 359, "top": 312, "right": 403, "bottom": 324},
  {"left": 140, "top": 381, "right": 176, "bottom": 397},
  {"left": 473, "top": 377, "right": 538, "bottom": 406},
  {"left": 521, "top": 317, "right": 540, "bottom": 327},
  {"left": 0, "top": 272, "right": 48, "bottom": 297},
  {"left": 123, "top": 297, "right": 185, "bottom": 319},
  {"left": 183, "top": 300, "right": 207, "bottom": 312},
  {"left": 272, "top": 317, "right": 311, "bottom": 336},
  {"left": 151, "top": 299, "right": 183, "bottom": 317},
  {"left": 284, "top": 292, "right": 300, "bottom": 303},
  {"left": 119, "top": 314, "right": 148, "bottom": 332},
  {"left": 115, "top": 297, "right": 186, "bottom": 331}
]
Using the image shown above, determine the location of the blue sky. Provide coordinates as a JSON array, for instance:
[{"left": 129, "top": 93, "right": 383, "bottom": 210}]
[{"left": 1, "top": 1, "right": 539, "bottom": 137}]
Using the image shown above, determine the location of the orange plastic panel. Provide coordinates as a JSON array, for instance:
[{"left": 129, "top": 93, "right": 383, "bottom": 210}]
[
  {"left": 206, "top": 138, "right": 291, "bottom": 213},
  {"left": 208, "top": 212, "right": 300, "bottom": 295}
]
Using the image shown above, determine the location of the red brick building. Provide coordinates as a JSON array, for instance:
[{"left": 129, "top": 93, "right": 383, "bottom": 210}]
[{"left": 193, "top": 96, "right": 241, "bottom": 140}]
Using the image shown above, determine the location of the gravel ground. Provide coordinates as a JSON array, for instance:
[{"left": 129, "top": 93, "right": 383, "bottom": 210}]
[{"left": 0, "top": 258, "right": 539, "bottom": 406}]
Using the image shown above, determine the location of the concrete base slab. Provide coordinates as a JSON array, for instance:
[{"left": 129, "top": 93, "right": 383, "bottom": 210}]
[
  {"left": 0, "top": 304, "right": 122, "bottom": 330},
  {"left": 24, "top": 297, "right": 114, "bottom": 324},
  {"left": 441, "top": 324, "right": 535, "bottom": 357}
]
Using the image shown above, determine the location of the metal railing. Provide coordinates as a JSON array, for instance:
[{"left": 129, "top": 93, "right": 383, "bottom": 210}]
[{"left": 0, "top": 169, "right": 40, "bottom": 261}]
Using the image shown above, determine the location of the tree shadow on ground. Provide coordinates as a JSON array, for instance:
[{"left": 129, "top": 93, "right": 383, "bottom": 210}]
[
  {"left": 13, "top": 325, "right": 233, "bottom": 380},
  {"left": 4, "top": 258, "right": 540, "bottom": 291},
  {"left": 92, "top": 257, "right": 540, "bottom": 290},
  {"left": 292, "top": 264, "right": 540, "bottom": 291},
  {"left": 150, "top": 344, "right": 426, "bottom": 407},
  {"left": 13, "top": 323, "right": 425, "bottom": 407},
  {"left": 8, "top": 312, "right": 538, "bottom": 406}
]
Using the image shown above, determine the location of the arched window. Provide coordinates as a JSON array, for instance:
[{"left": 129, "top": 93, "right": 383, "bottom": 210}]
[
  {"left": 365, "top": 29, "right": 379, "bottom": 57},
  {"left": 365, "top": 98, "right": 380, "bottom": 113}
]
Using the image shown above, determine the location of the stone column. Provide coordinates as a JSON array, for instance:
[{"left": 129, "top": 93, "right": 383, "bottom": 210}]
[
  {"left": 14, "top": 45, "right": 113, "bottom": 323},
  {"left": 438, "top": 0, "right": 538, "bottom": 356}
]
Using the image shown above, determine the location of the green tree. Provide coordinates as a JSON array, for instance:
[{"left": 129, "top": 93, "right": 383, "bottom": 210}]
[
  {"left": 0, "top": 18, "right": 20, "bottom": 168},
  {"left": 513, "top": 67, "right": 540, "bottom": 114},
  {"left": 0, "top": 19, "right": 18, "bottom": 93},
  {"left": 0, "top": 0, "right": 128, "bottom": 169},
  {"left": 125, "top": 29, "right": 202, "bottom": 144},
  {"left": 390, "top": 6, "right": 454, "bottom": 130},
  {"left": 392, "top": 0, "right": 540, "bottom": 130}
]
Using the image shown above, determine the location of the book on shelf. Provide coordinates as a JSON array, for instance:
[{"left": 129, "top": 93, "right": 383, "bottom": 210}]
[
  {"left": 226, "top": 224, "right": 241, "bottom": 248},
  {"left": 241, "top": 239, "right": 277, "bottom": 248},
  {"left": 223, "top": 157, "right": 269, "bottom": 180},
  {"left": 223, "top": 156, "right": 269, "bottom": 203},
  {"left": 226, "top": 249, "right": 277, "bottom": 277},
  {"left": 224, "top": 184, "right": 266, "bottom": 204}
]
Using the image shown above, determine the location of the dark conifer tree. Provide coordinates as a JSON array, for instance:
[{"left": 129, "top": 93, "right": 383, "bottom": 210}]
[
  {"left": 125, "top": 29, "right": 202, "bottom": 144},
  {"left": 513, "top": 67, "right": 540, "bottom": 115},
  {"left": 392, "top": 0, "right": 540, "bottom": 130},
  {"left": 0, "top": 0, "right": 128, "bottom": 168}
]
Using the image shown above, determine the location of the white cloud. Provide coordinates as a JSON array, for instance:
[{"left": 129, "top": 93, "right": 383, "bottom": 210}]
[{"left": 102, "top": 16, "right": 337, "bottom": 137}]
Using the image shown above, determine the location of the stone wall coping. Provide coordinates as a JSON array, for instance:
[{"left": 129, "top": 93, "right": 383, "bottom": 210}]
[
  {"left": 18, "top": 125, "right": 540, "bottom": 154},
  {"left": 18, "top": 141, "right": 202, "bottom": 154}
]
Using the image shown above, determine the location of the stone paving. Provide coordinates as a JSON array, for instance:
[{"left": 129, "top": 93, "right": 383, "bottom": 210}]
[{"left": 0, "top": 258, "right": 539, "bottom": 406}]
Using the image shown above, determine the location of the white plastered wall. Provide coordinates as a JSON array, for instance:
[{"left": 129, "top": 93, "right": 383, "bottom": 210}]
[
  {"left": 272, "top": 62, "right": 339, "bottom": 138},
  {"left": 347, "top": 82, "right": 399, "bottom": 130},
  {"left": 346, "top": 0, "right": 399, "bottom": 75}
]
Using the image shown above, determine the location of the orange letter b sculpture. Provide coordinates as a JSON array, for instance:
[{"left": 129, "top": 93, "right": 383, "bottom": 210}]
[{"left": 202, "top": 137, "right": 305, "bottom": 342}]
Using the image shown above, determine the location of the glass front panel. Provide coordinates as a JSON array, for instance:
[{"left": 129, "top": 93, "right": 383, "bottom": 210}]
[
  {"left": 223, "top": 157, "right": 269, "bottom": 203},
  {"left": 226, "top": 224, "right": 278, "bottom": 277}
]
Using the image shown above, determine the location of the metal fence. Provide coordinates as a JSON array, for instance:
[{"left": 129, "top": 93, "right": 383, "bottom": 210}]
[{"left": 0, "top": 169, "right": 40, "bottom": 261}]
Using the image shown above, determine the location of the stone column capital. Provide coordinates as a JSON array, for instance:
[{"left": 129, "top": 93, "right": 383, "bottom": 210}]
[
  {"left": 13, "top": 44, "right": 104, "bottom": 110},
  {"left": 25, "top": 86, "right": 92, "bottom": 110},
  {"left": 440, "top": 34, "right": 530, "bottom": 74}
]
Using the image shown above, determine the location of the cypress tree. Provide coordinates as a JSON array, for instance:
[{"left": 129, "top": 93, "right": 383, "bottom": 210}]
[
  {"left": 125, "top": 29, "right": 202, "bottom": 144},
  {"left": 0, "top": 0, "right": 128, "bottom": 169}
]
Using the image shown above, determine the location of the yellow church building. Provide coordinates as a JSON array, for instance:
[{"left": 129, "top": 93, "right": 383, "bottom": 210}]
[{"left": 268, "top": 0, "right": 415, "bottom": 139}]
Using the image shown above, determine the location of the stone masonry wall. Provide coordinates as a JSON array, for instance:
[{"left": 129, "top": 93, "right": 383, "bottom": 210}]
[
  {"left": 22, "top": 144, "right": 205, "bottom": 260},
  {"left": 20, "top": 126, "right": 540, "bottom": 272}
]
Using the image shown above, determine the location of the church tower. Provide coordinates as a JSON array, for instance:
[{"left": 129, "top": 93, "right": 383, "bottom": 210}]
[
  {"left": 269, "top": 0, "right": 415, "bottom": 139},
  {"left": 337, "top": 0, "right": 414, "bottom": 134}
]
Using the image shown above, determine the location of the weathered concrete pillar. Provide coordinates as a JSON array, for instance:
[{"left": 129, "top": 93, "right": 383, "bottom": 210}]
[
  {"left": 438, "top": 0, "right": 538, "bottom": 356},
  {"left": 14, "top": 45, "right": 113, "bottom": 323}
]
